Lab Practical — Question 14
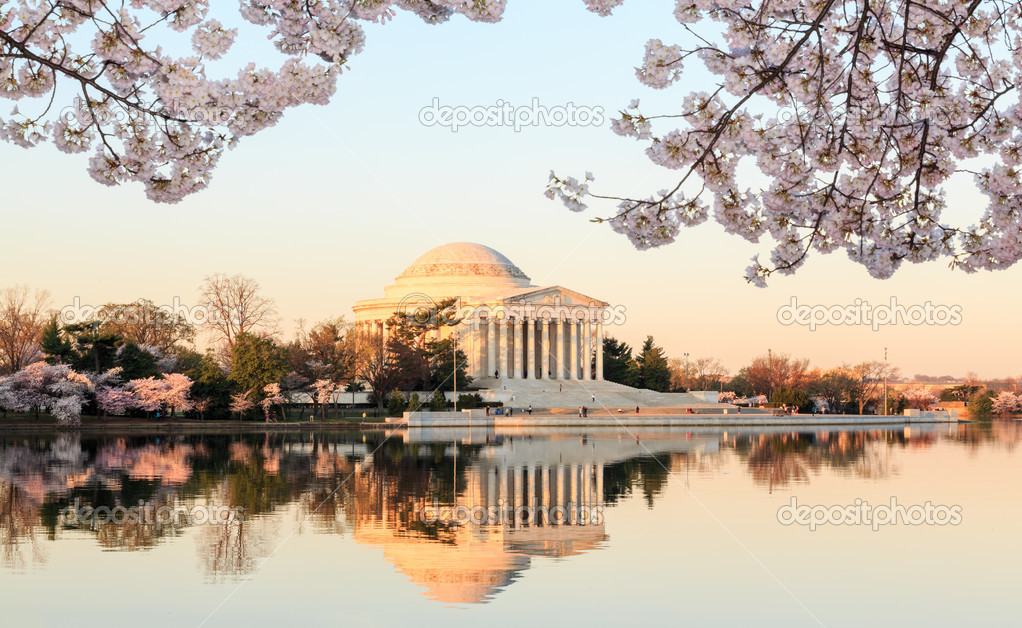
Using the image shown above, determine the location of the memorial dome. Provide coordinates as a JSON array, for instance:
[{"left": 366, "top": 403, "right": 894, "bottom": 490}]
[{"left": 385, "top": 243, "right": 532, "bottom": 297}]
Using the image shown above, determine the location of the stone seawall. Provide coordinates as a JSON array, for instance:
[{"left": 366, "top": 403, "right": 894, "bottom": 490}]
[{"left": 403, "top": 411, "right": 958, "bottom": 428}]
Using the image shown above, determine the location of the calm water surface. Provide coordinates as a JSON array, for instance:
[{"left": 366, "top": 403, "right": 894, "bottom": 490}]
[{"left": 0, "top": 422, "right": 1019, "bottom": 627}]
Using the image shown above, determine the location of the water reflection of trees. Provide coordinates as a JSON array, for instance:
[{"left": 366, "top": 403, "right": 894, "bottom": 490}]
[
  {"left": 602, "top": 454, "right": 672, "bottom": 508},
  {"left": 0, "top": 482, "right": 42, "bottom": 569},
  {"left": 728, "top": 429, "right": 939, "bottom": 490},
  {"left": 2, "top": 424, "right": 1016, "bottom": 583}
]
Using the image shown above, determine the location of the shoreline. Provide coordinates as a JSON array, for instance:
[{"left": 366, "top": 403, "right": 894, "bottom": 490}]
[
  {"left": 0, "top": 414, "right": 975, "bottom": 434},
  {"left": 0, "top": 419, "right": 375, "bottom": 434}
]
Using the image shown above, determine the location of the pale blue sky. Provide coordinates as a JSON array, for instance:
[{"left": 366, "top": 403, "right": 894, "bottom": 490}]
[{"left": 1, "top": 1, "right": 1018, "bottom": 379}]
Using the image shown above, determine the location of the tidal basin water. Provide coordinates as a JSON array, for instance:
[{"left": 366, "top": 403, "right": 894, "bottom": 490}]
[{"left": 0, "top": 423, "right": 1018, "bottom": 627}]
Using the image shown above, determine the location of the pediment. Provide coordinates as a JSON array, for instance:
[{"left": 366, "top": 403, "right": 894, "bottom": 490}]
[{"left": 493, "top": 285, "right": 608, "bottom": 307}]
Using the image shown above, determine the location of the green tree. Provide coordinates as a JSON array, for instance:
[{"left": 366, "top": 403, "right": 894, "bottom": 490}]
[
  {"left": 429, "top": 389, "right": 447, "bottom": 411},
  {"left": 52, "top": 321, "right": 119, "bottom": 372},
  {"left": 116, "top": 342, "right": 160, "bottom": 380},
  {"left": 771, "top": 388, "right": 812, "bottom": 412},
  {"left": 407, "top": 392, "right": 422, "bottom": 412},
  {"left": 635, "top": 336, "right": 671, "bottom": 392},
  {"left": 229, "top": 333, "right": 288, "bottom": 401},
  {"left": 968, "top": 390, "right": 995, "bottom": 420},
  {"left": 386, "top": 389, "right": 408, "bottom": 417},
  {"left": 725, "top": 369, "right": 755, "bottom": 398},
  {"left": 187, "top": 350, "right": 232, "bottom": 419},
  {"left": 39, "top": 315, "right": 73, "bottom": 365},
  {"left": 941, "top": 384, "right": 982, "bottom": 402},
  {"left": 601, "top": 337, "right": 638, "bottom": 386},
  {"left": 457, "top": 393, "right": 482, "bottom": 409},
  {"left": 171, "top": 347, "right": 205, "bottom": 375},
  {"left": 288, "top": 316, "right": 354, "bottom": 386},
  {"left": 424, "top": 337, "right": 473, "bottom": 392},
  {"left": 808, "top": 369, "right": 858, "bottom": 413},
  {"left": 386, "top": 297, "right": 461, "bottom": 349}
]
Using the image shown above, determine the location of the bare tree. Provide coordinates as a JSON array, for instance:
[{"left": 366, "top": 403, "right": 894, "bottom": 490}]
[
  {"left": 352, "top": 331, "right": 424, "bottom": 411},
  {"left": 198, "top": 274, "right": 278, "bottom": 352},
  {"left": 0, "top": 286, "right": 51, "bottom": 375},
  {"left": 691, "top": 357, "right": 729, "bottom": 390},
  {"left": 744, "top": 352, "right": 813, "bottom": 397},
  {"left": 96, "top": 299, "right": 195, "bottom": 353},
  {"left": 849, "top": 361, "right": 902, "bottom": 414},
  {"left": 667, "top": 356, "right": 729, "bottom": 391}
]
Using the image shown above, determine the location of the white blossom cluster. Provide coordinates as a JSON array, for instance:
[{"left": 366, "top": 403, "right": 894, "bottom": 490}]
[
  {"left": 548, "top": 0, "right": 1022, "bottom": 284},
  {"left": 0, "top": 362, "right": 195, "bottom": 426},
  {"left": 607, "top": 191, "right": 708, "bottom": 250},
  {"left": 992, "top": 391, "right": 1021, "bottom": 415},
  {"left": 545, "top": 170, "right": 593, "bottom": 213},
  {"left": 0, "top": 0, "right": 509, "bottom": 202},
  {"left": 0, "top": 362, "right": 92, "bottom": 427}
]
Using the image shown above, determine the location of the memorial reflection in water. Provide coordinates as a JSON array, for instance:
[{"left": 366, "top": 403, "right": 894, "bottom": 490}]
[{"left": 0, "top": 422, "right": 1009, "bottom": 605}]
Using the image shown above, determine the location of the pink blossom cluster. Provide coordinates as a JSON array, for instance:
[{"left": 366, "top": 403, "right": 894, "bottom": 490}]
[
  {"left": 259, "top": 382, "right": 284, "bottom": 411},
  {"left": 0, "top": 362, "right": 195, "bottom": 425},
  {"left": 992, "top": 391, "right": 1020, "bottom": 415},
  {"left": 0, "top": 362, "right": 91, "bottom": 426}
]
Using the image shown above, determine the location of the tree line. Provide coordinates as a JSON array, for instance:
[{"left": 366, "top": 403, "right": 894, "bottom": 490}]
[
  {"left": 2, "top": 280, "right": 1018, "bottom": 424},
  {"left": 0, "top": 281, "right": 473, "bottom": 425}
]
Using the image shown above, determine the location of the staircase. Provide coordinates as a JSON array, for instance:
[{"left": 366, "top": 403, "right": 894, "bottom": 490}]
[{"left": 466, "top": 377, "right": 718, "bottom": 410}]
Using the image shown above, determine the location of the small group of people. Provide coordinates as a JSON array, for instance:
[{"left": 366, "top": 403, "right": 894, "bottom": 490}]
[{"left": 577, "top": 406, "right": 589, "bottom": 418}]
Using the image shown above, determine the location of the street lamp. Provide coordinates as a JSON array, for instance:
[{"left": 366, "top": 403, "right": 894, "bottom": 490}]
[
  {"left": 684, "top": 352, "right": 690, "bottom": 390},
  {"left": 452, "top": 297, "right": 462, "bottom": 412},
  {"left": 453, "top": 325, "right": 458, "bottom": 411},
  {"left": 883, "top": 347, "right": 888, "bottom": 416}
]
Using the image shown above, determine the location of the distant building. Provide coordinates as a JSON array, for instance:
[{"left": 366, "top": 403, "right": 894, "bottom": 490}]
[{"left": 353, "top": 242, "right": 610, "bottom": 382}]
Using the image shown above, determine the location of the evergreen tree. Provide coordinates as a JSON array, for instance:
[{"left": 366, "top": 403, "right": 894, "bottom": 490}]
[
  {"left": 602, "top": 336, "right": 638, "bottom": 387},
  {"left": 387, "top": 389, "right": 408, "bottom": 417},
  {"left": 429, "top": 389, "right": 447, "bottom": 411},
  {"left": 424, "top": 337, "right": 473, "bottom": 392},
  {"left": 187, "top": 350, "right": 232, "bottom": 419},
  {"left": 635, "top": 336, "right": 671, "bottom": 392},
  {"left": 39, "top": 316, "right": 73, "bottom": 365},
  {"left": 407, "top": 392, "right": 422, "bottom": 412},
  {"left": 116, "top": 342, "right": 160, "bottom": 380}
]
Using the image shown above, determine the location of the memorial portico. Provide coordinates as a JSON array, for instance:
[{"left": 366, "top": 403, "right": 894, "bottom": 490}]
[{"left": 353, "top": 243, "right": 609, "bottom": 381}]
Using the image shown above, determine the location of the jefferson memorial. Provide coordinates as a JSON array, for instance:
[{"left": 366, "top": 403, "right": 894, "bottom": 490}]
[{"left": 353, "top": 242, "right": 609, "bottom": 382}]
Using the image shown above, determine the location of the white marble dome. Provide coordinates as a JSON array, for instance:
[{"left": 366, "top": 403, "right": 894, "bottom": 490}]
[{"left": 385, "top": 242, "right": 532, "bottom": 297}]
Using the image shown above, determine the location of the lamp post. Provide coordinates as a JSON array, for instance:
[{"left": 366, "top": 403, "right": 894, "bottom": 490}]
[
  {"left": 883, "top": 347, "right": 888, "bottom": 416},
  {"left": 684, "top": 352, "right": 690, "bottom": 391},
  {"left": 452, "top": 297, "right": 462, "bottom": 412},
  {"left": 453, "top": 326, "right": 458, "bottom": 412}
]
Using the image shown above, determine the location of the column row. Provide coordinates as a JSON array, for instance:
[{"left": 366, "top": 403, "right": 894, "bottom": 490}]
[
  {"left": 470, "top": 317, "right": 605, "bottom": 381},
  {"left": 457, "top": 462, "right": 605, "bottom": 528}
]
